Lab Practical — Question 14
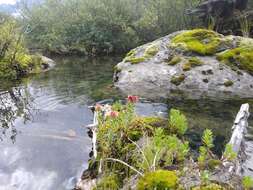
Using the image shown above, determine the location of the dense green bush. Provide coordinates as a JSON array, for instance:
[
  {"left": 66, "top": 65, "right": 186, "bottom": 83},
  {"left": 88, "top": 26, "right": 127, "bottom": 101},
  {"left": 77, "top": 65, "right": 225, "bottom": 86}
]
[
  {"left": 20, "top": 0, "right": 200, "bottom": 55},
  {"left": 0, "top": 14, "right": 42, "bottom": 79}
]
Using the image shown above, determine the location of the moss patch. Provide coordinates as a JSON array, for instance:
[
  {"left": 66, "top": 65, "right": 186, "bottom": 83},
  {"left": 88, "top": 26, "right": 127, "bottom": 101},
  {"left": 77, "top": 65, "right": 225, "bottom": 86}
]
[
  {"left": 168, "top": 56, "right": 181, "bottom": 65},
  {"left": 124, "top": 49, "right": 146, "bottom": 64},
  {"left": 182, "top": 63, "right": 191, "bottom": 71},
  {"left": 217, "top": 40, "right": 253, "bottom": 75},
  {"left": 224, "top": 80, "right": 234, "bottom": 87},
  {"left": 182, "top": 57, "right": 203, "bottom": 71},
  {"left": 171, "top": 29, "right": 225, "bottom": 55},
  {"left": 171, "top": 74, "right": 186, "bottom": 86},
  {"left": 124, "top": 56, "right": 146, "bottom": 64},
  {"left": 137, "top": 170, "right": 178, "bottom": 190},
  {"left": 144, "top": 44, "right": 159, "bottom": 58}
]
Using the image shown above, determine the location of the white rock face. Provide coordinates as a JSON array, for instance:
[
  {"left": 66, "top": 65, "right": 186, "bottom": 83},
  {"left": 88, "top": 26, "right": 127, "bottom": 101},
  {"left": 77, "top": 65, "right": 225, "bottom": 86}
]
[{"left": 114, "top": 31, "right": 253, "bottom": 100}]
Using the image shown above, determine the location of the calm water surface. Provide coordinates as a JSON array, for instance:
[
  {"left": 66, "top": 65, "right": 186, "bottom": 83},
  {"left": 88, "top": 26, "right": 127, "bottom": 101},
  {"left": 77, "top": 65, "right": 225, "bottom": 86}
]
[{"left": 0, "top": 56, "right": 252, "bottom": 190}]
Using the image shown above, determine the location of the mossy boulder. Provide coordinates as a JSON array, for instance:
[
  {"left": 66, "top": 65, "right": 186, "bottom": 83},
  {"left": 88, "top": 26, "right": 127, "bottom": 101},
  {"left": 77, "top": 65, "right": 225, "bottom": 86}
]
[{"left": 114, "top": 29, "right": 253, "bottom": 100}]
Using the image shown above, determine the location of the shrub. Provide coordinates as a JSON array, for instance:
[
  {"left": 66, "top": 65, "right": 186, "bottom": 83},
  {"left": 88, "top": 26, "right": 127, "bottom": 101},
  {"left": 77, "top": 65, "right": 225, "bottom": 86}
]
[
  {"left": 169, "top": 109, "right": 188, "bottom": 136},
  {"left": 137, "top": 170, "right": 178, "bottom": 190},
  {"left": 135, "top": 128, "right": 189, "bottom": 172}
]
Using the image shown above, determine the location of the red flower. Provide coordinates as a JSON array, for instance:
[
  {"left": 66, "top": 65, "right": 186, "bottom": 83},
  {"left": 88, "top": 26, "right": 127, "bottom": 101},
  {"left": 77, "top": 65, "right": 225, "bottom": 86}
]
[
  {"left": 127, "top": 95, "right": 139, "bottom": 103},
  {"left": 95, "top": 103, "right": 103, "bottom": 111},
  {"left": 110, "top": 111, "right": 119, "bottom": 118}
]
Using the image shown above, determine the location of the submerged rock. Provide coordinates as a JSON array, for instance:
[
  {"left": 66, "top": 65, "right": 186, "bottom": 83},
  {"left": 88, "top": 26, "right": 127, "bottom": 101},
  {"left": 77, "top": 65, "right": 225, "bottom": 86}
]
[{"left": 114, "top": 29, "right": 253, "bottom": 100}]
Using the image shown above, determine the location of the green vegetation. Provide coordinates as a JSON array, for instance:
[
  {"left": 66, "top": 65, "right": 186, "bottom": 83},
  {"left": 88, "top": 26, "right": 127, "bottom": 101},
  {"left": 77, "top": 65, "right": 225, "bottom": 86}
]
[
  {"left": 167, "top": 56, "right": 182, "bottom": 65},
  {"left": 223, "top": 80, "right": 234, "bottom": 87},
  {"left": 217, "top": 39, "right": 253, "bottom": 75},
  {"left": 134, "top": 128, "right": 189, "bottom": 172},
  {"left": 93, "top": 174, "right": 120, "bottom": 190},
  {"left": 124, "top": 56, "right": 146, "bottom": 64},
  {"left": 223, "top": 144, "right": 237, "bottom": 161},
  {"left": 20, "top": 0, "right": 200, "bottom": 55},
  {"left": 183, "top": 57, "right": 203, "bottom": 72},
  {"left": 137, "top": 170, "right": 178, "bottom": 190},
  {"left": 171, "top": 74, "right": 186, "bottom": 86},
  {"left": 144, "top": 44, "right": 159, "bottom": 58},
  {"left": 242, "top": 176, "right": 253, "bottom": 190},
  {"left": 171, "top": 29, "right": 226, "bottom": 55},
  {"left": 90, "top": 100, "right": 241, "bottom": 189},
  {"left": 0, "top": 14, "right": 43, "bottom": 79},
  {"left": 169, "top": 108, "right": 188, "bottom": 136}
]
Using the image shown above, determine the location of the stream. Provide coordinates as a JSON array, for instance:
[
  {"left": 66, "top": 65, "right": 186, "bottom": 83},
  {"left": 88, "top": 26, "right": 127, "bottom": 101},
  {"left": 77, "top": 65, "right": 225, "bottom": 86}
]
[{"left": 0, "top": 56, "right": 252, "bottom": 190}]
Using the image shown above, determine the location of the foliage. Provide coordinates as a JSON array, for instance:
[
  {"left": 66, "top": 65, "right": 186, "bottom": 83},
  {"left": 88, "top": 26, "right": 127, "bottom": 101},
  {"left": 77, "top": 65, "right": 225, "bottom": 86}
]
[
  {"left": 137, "top": 170, "right": 178, "bottom": 190},
  {"left": 171, "top": 29, "right": 225, "bottom": 55},
  {"left": 223, "top": 144, "right": 237, "bottom": 161},
  {"left": 20, "top": 0, "right": 201, "bottom": 55},
  {"left": 198, "top": 129, "right": 219, "bottom": 169},
  {"left": 216, "top": 39, "right": 253, "bottom": 75},
  {"left": 202, "top": 129, "right": 214, "bottom": 149},
  {"left": 242, "top": 176, "right": 253, "bottom": 189},
  {"left": 0, "top": 14, "right": 42, "bottom": 79},
  {"left": 169, "top": 108, "right": 188, "bottom": 136},
  {"left": 135, "top": 128, "right": 189, "bottom": 172},
  {"left": 93, "top": 174, "right": 120, "bottom": 190}
]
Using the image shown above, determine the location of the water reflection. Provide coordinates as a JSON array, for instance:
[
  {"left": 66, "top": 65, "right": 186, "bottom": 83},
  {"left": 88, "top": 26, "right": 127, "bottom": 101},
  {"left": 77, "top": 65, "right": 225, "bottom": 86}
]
[
  {"left": 0, "top": 86, "right": 35, "bottom": 142},
  {"left": 0, "top": 56, "right": 122, "bottom": 190}
]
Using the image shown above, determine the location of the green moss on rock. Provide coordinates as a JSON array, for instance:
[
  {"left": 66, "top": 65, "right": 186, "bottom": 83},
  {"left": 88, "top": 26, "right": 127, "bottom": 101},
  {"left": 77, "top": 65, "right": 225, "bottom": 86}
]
[
  {"left": 171, "top": 74, "right": 186, "bottom": 86},
  {"left": 182, "top": 63, "right": 191, "bottom": 71},
  {"left": 182, "top": 57, "right": 203, "bottom": 71},
  {"left": 171, "top": 29, "right": 225, "bottom": 55},
  {"left": 137, "top": 170, "right": 178, "bottom": 190},
  {"left": 124, "top": 56, "right": 146, "bottom": 64},
  {"left": 223, "top": 80, "right": 234, "bottom": 87},
  {"left": 168, "top": 56, "right": 181, "bottom": 65},
  {"left": 144, "top": 44, "right": 159, "bottom": 58},
  {"left": 217, "top": 41, "right": 253, "bottom": 75}
]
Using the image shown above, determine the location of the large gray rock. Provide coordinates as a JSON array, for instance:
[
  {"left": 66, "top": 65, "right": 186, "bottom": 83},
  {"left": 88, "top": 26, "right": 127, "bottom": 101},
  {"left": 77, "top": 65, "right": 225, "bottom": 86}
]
[{"left": 114, "top": 30, "right": 253, "bottom": 100}]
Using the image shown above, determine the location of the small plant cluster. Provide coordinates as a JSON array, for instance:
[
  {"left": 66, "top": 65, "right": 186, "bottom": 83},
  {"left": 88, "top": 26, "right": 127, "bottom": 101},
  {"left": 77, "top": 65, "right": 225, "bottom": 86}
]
[{"left": 92, "top": 96, "right": 247, "bottom": 190}]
